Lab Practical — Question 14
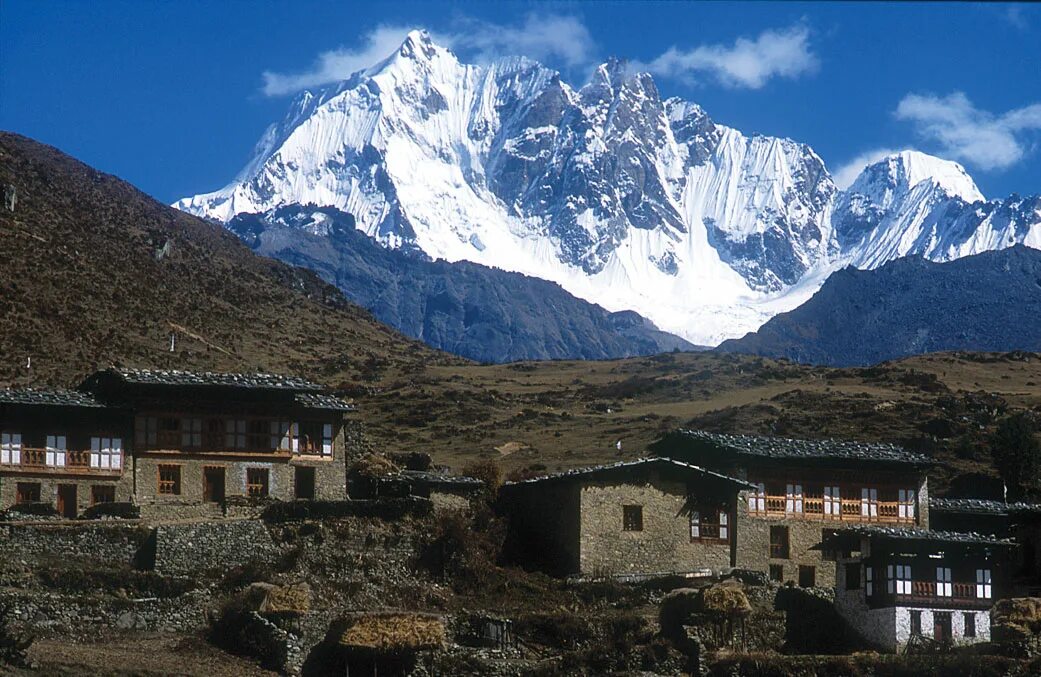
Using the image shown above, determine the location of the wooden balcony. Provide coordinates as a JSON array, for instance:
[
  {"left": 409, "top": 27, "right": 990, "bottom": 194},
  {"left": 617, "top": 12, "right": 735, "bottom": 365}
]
[
  {"left": 877, "top": 581, "right": 992, "bottom": 610},
  {"left": 0, "top": 448, "right": 122, "bottom": 476},
  {"left": 754, "top": 494, "right": 915, "bottom": 524}
]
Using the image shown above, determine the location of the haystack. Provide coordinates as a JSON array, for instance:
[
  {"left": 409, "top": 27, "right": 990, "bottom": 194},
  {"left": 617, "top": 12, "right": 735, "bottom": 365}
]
[
  {"left": 243, "top": 582, "right": 311, "bottom": 616},
  {"left": 339, "top": 613, "right": 445, "bottom": 652},
  {"left": 993, "top": 597, "right": 1041, "bottom": 641},
  {"left": 702, "top": 584, "right": 752, "bottom": 616},
  {"left": 349, "top": 453, "right": 401, "bottom": 480}
]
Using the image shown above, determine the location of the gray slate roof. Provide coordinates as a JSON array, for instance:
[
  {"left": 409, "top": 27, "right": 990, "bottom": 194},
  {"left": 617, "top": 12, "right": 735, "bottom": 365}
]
[
  {"left": 294, "top": 392, "right": 356, "bottom": 411},
  {"left": 503, "top": 457, "right": 755, "bottom": 490},
  {"left": 671, "top": 430, "right": 930, "bottom": 465},
  {"left": 930, "top": 497, "right": 1041, "bottom": 516},
  {"left": 106, "top": 368, "right": 324, "bottom": 392},
  {"left": 825, "top": 524, "right": 1014, "bottom": 547},
  {"left": 0, "top": 388, "right": 106, "bottom": 408}
]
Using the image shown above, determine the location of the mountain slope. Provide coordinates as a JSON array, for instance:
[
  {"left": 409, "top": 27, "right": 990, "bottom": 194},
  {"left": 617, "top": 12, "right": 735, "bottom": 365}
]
[
  {"left": 175, "top": 31, "right": 1041, "bottom": 346},
  {"left": 0, "top": 132, "right": 453, "bottom": 386},
  {"left": 716, "top": 246, "right": 1041, "bottom": 366},
  {"left": 228, "top": 205, "right": 695, "bottom": 362}
]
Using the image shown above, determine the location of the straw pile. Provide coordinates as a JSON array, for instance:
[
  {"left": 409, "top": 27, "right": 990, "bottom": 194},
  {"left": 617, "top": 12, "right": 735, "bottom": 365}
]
[
  {"left": 993, "top": 597, "right": 1041, "bottom": 640},
  {"left": 702, "top": 583, "right": 752, "bottom": 616},
  {"left": 339, "top": 613, "right": 446, "bottom": 651},
  {"left": 348, "top": 453, "right": 401, "bottom": 479}
]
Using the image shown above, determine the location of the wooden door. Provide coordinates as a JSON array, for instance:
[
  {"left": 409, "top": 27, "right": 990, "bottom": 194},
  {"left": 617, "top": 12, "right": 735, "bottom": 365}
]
[
  {"left": 57, "top": 485, "right": 77, "bottom": 519},
  {"left": 934, "top": 612, "right": 952, "bottom": 642},
  {"left": 203, "top": 467, "right": 225, "bottom": 502}
]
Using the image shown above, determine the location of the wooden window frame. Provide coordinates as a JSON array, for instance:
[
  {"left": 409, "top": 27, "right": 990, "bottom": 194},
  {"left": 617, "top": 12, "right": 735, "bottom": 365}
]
[
  {"left": 690, "top": 504, "right": 730, "bottom": 543},
  {"left": 157, "top": 464, "right": 182, "bottom": 495},
  {"left": 798, "top": 565, "right": 816, "bottom": 588},
  {"left": 622, "top": 504, "right": 643, "bottom": 532},
  {"left": 964, "top": 612, "right": 976, "bottom": 638},
  {"left": 976, "top": 568, "right": 992, "bottom": 599},
  {"left": 246, "top": 467, "right": 270, "bottom": 498},
  {"left": 910, "top": 610, "right": 922, "bottom": 636},
  {"left": 769, "top": 564, "right": 784, "bottom": 582},
  {"left": 845, "top": 562, "right": 862, "bottom": 590},
  {"left": 91, "top": 485, "right": 116, "bottom": 505},
  {"left": 15, "top": 481, "right": 41, "bottom": 504},
  {"left": 769, "top": 525, "right": 790, "bottom": 559}
]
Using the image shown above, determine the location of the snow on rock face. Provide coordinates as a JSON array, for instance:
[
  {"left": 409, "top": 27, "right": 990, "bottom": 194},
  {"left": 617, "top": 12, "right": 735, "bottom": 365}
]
[{"left": 175, "top": 31, "right": 1041, "bottom": 346}]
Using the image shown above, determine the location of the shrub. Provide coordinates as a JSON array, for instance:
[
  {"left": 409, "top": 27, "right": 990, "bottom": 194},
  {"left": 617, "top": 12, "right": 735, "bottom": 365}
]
[{"left": 990, "top": 413, "right": 1041, "bottom": 500}]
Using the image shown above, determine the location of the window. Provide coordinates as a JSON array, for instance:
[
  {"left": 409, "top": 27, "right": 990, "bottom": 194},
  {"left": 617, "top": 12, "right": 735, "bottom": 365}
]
[
  {"left": 181, "top": 418, "right": 202, "bottom": 448},
  {"left": 845, "top": 563, "right": 862, "bottom": 590},
  {"left": 769, "top": 525, "right": 790, "bottom": 559},
  {"left": 1, "top": 432, "right": 22, "bottom": 465},
  {"left": 91, "top": 437, "right": 122, "bottom": 469},
  {"left": 622, "top": 505, "right": 643, "bottom": 531},
  {"left": 16, "top": 482, "right": 40, "bottom": 504},
  {"left": 158, "top": 465, "right": 181, "bottom": 495},
  {"left": 937, "top": 566, "right": 953, "bottom": 597},
  {"left": 690, "top": 506, "right": 729, "bottom": 542},
  {"left": 861, "top": 488, "right": 879, "bottom": 519},
  {"left": 91, "top": 485, "right": 116, "bottom": 505},
  {"left": 45, "top": 434, "right": 67, "bottom": 467},
  {"left": 270, "top": 421, "right": 298, "bottom": 452},
  {"left": 799, "top": 565, "right": 816, "bottom": 588},
  {"left": 976, "top": 569, "right": 992, "bottom": 599},
  {"left": 898, "top": 489, "right": 916, "bottom": 520},
  {"left": 888, "top": 563, "right": 912, "bottom": 595},
  {"left": 769, "top": 564, "right": 784, "bottom": 582},
  {"left": 964, "top": 612, "right": 976, "bottom": 638},
  {"left": 824, "top": 485, "right": 841, "bottom": 517},
  {"left": 135, "top": 416, "right": 158, "bottom": 447},
  {"left": 225, "top": 419, "right": 246, "bottom": 448},
  {"left": 910, "top": 610, "right": 922, "bottom": 636},
  {"left": 749, "top": 482, "right": 766, "bottom": 513},
  {"left": 865, "top": 566, "right": 874, "bottom": 596},
  {"left": 246, "top": 468, "right": 270, "bottom": 498},
  {"left": 247, "top": 420, "right": 268, "bottom": 449},
  {"left": 322, "top": 423, "right": 333, "bottom": 456},
  {"left": 785, "top": 483, "right": 803, "bottom": 514}
]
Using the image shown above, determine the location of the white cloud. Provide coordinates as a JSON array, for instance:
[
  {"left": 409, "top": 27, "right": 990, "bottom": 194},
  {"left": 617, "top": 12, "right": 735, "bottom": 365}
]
[
  {"left": 261, "top": 25, "right": 414, "bottom": 96},
  {"left": 646, "top": 24, "right": 818, "bottom": 89},
  {"left": 831, "top": 148, "right": 903, "bottom": 190},
  {"left": 260, "top": 14, "right": 595, "bottom": 97},
  {"left": 450, "top": 14, "right": 595, "bottom": 69},
  {"left": 895, "top": 92, "right": 1041, "bottom": 170}
]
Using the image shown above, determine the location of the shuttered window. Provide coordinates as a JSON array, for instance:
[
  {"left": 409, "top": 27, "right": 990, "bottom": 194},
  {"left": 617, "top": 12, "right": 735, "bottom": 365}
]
[
  {"left": 91, "top": 437, "right": 122, "bottom": 469},
  {"left": 46, "top": 434, "right": 67, "bottom": 467},
  {"left": 976, "top": 569, "right": 992, "bottom": 599},
  {"left": 1, "top": 432, "right": 22, "bottom": 465}
]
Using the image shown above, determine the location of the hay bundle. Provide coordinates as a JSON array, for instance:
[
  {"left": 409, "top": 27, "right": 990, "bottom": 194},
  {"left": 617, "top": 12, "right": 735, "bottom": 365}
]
[
  {"left": 702, "top": 584, "right": 752, "bottom": 616},
  {"left": 993, "top": 597, "right": 1041, "bottom": 641},
  {"left": 339, "top": 613, "right": 445, "bottom": 652},
  {"left": 349, "top": 453, "right": 401, "bottom": 479},
  {"left": 259, "top": 582, "right": 311, "bottom": 615}
]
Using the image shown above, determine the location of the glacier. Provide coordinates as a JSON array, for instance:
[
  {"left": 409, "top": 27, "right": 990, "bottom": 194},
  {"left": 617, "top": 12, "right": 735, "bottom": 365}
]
[{"left": 175, "top": 30, "right": 1041, "bottom": 346}]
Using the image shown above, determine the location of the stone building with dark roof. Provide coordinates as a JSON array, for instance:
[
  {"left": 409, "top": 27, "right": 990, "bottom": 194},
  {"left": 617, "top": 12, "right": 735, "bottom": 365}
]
[
  {"left": 0, "top": 388, "right": 132, "bottom": 516},
  {"left": 818, "top": 526, "right": 1015, "bottom": 651},
  {"left": 650, "top": 430, "right": 932, "bottom": 587},
  {"left": 500, "top": 458, "right": 754, "bottom": 578},
  {"left": 0, "top": 368, "right": 355, "bottom": 518}
]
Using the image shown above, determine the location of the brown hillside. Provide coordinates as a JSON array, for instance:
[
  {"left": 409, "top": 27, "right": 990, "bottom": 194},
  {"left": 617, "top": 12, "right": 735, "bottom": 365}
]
[{"left": 0, "top": 132, "right": 456, "bottom": 386}]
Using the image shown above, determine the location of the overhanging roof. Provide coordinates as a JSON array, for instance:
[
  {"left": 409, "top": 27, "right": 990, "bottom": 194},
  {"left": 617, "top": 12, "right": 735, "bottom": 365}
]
[
  {"left": 652, "top": 430, "right": 931, "bottom": 467},
  {"left": 0, "top": 388, "right": 107, "bottom": 409},
  {"left": 818, "top": 525, "right": 1015, "bottom": 551},
  {"left": 85, "top": 367, "right": 325, "bottom": 392},
  {"left": 502, "top": 457, "right": 755, "bottom": 491}
]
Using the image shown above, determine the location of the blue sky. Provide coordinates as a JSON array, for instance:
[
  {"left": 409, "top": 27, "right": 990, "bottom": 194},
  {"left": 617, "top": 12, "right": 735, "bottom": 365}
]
[{"left": 2, "top": 1, "right": 1039, "bottom": 203}]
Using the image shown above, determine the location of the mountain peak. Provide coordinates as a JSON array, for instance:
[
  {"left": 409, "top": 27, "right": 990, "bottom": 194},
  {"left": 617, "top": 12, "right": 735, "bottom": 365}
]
[
  {"left": 398, "top": 29, "right": 436, "bottom": 59},
  {"left": 851, "top": 150, "right": 984, "bottom": 204}
]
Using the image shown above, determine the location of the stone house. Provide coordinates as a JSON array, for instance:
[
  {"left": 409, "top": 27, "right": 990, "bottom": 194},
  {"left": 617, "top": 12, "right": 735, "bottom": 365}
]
[
  {"left": 819, "top": 526, "right": 1014, "bottom": 651},
  {"left": 650, "top": 430, "right": 932, "bottom": 588},
  {"left": 500, "top": 458, "right": 753, "bottom": 578},
  {"left": 0, "top": 368, "right": 354, "bottom": 518},
  {"left": 0, "top": 389, "right": 133, "bottom": 517}
]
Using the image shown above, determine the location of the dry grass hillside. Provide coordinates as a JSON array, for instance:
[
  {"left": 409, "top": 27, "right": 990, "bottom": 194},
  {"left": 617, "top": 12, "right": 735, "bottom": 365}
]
[
  {"left": 359, "top": 350, "right": 1041, "bottom": 495},
  {"left": 0, "top": 132, "right": 456, "bottom": 386}
]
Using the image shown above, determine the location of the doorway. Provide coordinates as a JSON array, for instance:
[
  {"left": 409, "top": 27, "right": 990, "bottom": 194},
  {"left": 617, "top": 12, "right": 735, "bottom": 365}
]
[
  {"left": 203, "top": 466, "right": 226, "bottom": 503},
  {"left": 934, "top": 611, "right": 953, "bottom": 642},
  {"left": 295, "top": 466, "right": 316, "bottom": 500},
  {"left": 57, "top": 484, "right": 77, "bottom": 519}
]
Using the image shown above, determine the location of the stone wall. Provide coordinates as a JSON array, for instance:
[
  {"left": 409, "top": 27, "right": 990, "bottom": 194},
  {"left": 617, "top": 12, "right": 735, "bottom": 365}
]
[
  {"left": 736, "top": 510, "right": 837, "bottom": 587},
  {"left": 151, "top": 519, "right": 283, "bottom": 575},
  {"left": 0, "top": 521, "right": 148, "bottom": 568},
  {"left": 578, "top": 474, "right": 733, "bottom": 577}
]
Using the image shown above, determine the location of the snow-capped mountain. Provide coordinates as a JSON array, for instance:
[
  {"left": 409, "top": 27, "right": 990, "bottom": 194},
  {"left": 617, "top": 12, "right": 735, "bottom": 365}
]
[{"left": 175, "top": 30, "right": 1041, "bottom": 346}]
